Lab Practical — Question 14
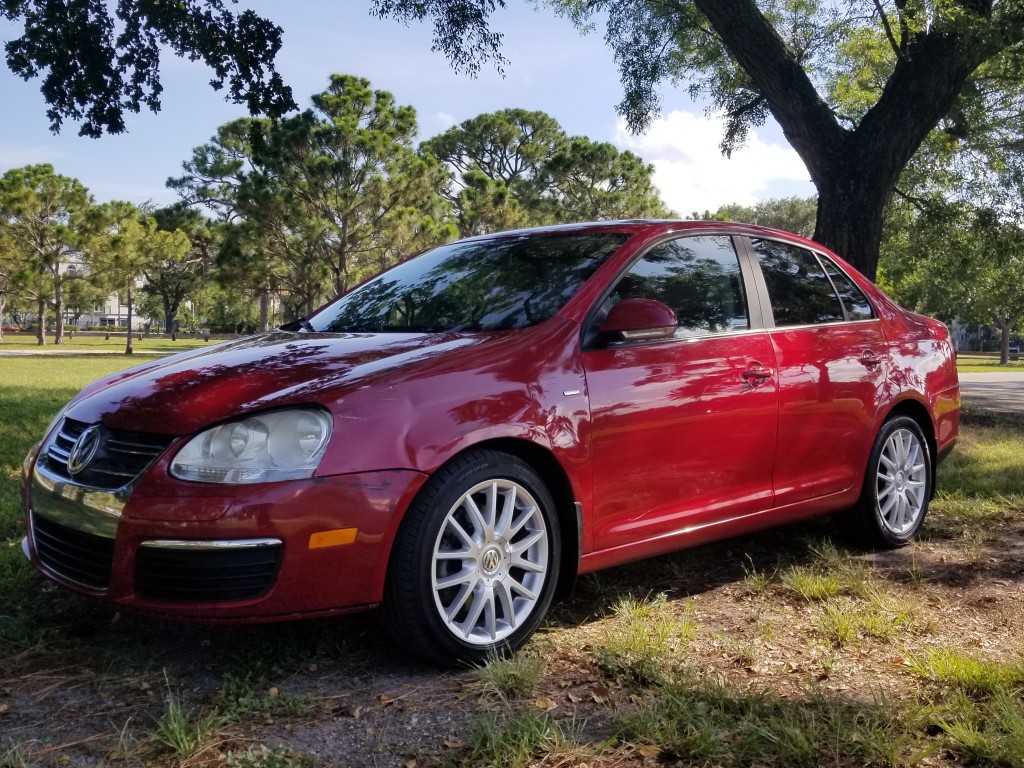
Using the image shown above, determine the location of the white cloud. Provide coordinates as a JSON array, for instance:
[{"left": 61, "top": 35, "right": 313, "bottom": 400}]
[
  {"left": 0, "top": 146, "right": 65, "bottom": 170},
  {"left": 613, "top": 110, "right": 814, "bottom": 217},
  {"left": 431, "top": 111, "right": 457, "bottom": 131}
]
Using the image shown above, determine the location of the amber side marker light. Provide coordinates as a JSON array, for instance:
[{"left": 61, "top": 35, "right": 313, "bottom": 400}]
[{"left": 309, "top": 528, "right": 358, "bottom": 549}]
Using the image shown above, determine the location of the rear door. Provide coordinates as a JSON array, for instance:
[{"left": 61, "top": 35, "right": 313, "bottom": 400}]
[
  {"left": 741, "top": 237, "right": 886, "bottom": 507},
  {"left": 583, "top": 234, "right": 779, "bottom": 551}
]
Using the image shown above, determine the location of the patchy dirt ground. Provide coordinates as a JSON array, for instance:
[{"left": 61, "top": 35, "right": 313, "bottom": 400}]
[{"left": 3, "top": 423, "right": 1024, "bottom": 767}]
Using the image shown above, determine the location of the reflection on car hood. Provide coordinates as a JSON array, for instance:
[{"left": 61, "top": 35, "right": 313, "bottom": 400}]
[{"left": 66, "top": 331, "right": 483, "bottom": 435}]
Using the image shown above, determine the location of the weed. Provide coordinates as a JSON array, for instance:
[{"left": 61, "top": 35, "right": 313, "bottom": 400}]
[
  {"left": 817, "top": 600, "right": 856, "bottom": 647},
  {"left": 595, "top": 593, "right": 695, "bottom": 686},
  {"left": 907, "top": 648, "right": 1024, "bottom": 696},
  {"left": 465, "top": 709, "right": 580, "bottom": 768},
  {"left": 154, "top": 695, "right": 227, "bottom": 759},
  {"left": 781, "top": 565, "right": 841, "bottom": 601},
  {"left": 0, "top": 740, "right": 30, "bottom": 768},
  {"left": 473, "top": 651, "right": 546, "bottom": 700},
  {"left": 617, "top": 678, "right": 916, "bottom": 767},
  {"left": 858, "top": 588, "right": 915, "bottom": 641},
  {"left": 741, "top": 556, "right": 774, "bottom": 594},
  {"left": 225, "top": 744, "right": 315, "bottom": 768},
  {"left": 216, "top": 671, "right": 317, "bottom": 719},
  {"left": 938, "top": 687, "right": 1024, "bottom": 765}
]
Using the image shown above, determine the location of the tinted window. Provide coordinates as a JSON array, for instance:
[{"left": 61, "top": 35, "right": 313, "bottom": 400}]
[
  {"left": 312, "top": 233, "right": 629, "bottom": 333},
  {"left": 610, "top": 236, "right": 749, "bottom": 337},
  {"left": 751, "top": 239, "right": 844, "bottom": 326},
  {"left": 821, "top": 258, "right": 874, "bottom": 320}
]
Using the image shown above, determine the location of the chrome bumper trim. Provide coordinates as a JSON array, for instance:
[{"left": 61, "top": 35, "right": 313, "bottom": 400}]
[
  {"left": 30, "top": 462, "right": 128, "bottom": 539},
  {"left": 139, "top": 538, "right": 283, "bottom": 550}
]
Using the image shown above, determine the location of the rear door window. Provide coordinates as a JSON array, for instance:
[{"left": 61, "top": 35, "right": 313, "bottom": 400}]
[{"left": 749, "top": 239, "right": 844, "bottom": 326}]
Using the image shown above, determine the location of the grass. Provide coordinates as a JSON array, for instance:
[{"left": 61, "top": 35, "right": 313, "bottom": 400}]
[
  {"left": 3, "top": 358, "right": 1024, "bottom": 766},
  {"left": 0, "top": 330, "right": 214, "bottom": 354},
  {"left": 473, "top": 651, "right": 547, "bottom": 700},
  {"left": 616, "top": 678, "right": 915, "bottom": 767},
  {"left": 154, "top": 695, "right": 227, "bottom": 760},
  {"left": 464, "top": 710, "right": 581, "bottom": 768},
  {"left": 955, "top": 352, "right": 1024, "bottom": 373},
  {"left": 594, "top": 593, "right": 696, "bottom": 685}
]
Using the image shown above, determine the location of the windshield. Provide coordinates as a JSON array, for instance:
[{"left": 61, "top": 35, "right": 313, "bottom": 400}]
[{"left": 310, "top": 232, "right": 630, "bottom": 333}]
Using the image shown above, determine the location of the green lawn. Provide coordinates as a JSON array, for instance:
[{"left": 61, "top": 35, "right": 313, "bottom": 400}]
[
  {"left": 956, "top": 352, "right": 1024, "bottom": 373},
  {"left": 0, "top": 331, "right": 218, "bottom": 354},
  {"left": 2, "top": 356, "right": 1023, "bottom": 767}
]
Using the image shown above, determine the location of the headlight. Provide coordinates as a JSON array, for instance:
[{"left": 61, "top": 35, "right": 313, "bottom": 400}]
[{"left": 170, "top": 409, "right": 333, "bottom": 484}]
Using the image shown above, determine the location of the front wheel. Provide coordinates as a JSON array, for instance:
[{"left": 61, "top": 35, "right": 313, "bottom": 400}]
[
  {"left": 840, "top": 415, "right": 933, "bottom": 548},
  {"left": 381, "top": 450, "right": 561, "bottom": 665}
]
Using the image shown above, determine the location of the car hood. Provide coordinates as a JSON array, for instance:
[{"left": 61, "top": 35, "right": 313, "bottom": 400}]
[{"left": 66, "top": 331, "right": 485, "bottom": 435}]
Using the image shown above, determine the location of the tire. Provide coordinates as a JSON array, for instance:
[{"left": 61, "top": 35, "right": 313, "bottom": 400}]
[
  {"left": 839, "top": 415, "right": 933, "bottom": 548},
  {"left": 381, "top": 449, "right": 561, "bottom": 666}
]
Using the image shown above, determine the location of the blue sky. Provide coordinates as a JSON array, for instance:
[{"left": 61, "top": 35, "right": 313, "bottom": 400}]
[{"left": 0, "top": 2, "right": 814, "bottom": 216}]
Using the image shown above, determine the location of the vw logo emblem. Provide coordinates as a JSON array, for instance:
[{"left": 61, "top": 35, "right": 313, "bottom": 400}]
[
  {"left": 481, "top": 547, "right": 502, "bottom": 575},
  {"left": 67, "top": 426, "right": 102, "bottom": 475}
]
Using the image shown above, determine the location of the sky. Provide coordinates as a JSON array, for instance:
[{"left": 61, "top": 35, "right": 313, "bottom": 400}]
[{"left": 0, "top": 2, "right": 815, "bottom": 217}]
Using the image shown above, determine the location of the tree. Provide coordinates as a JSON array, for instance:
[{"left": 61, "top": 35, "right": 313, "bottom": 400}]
[
  {"left": 147, "top": 204, "right": 212, "bottom": 334},
  {"left": 539, "top": 136, "right": 672, "bottom": 221},
  {"left": 86, "top": 202, "right": 190, "bottom": 353},
  {"left": 422, "top": 108, "right": 566, "bottom": 203},
  {"left": 174, "top": 75, "right": 457, "bottom": 321},
  {"left": 422, "top": 109, "right": 671, "bottom": 232},
  {"left": 372, "top": 0, "right": 1024, "bottom": 281},
  {"left": 882, "top": 200, "right": 1024, "bottom": 365},
  {"left": 711, "top": 196, "right": 817, "bottom": 237},
  {"left": 3, "top": 0, "right": 294, "bottom": 136},
  {"left": 0, "top": 164, "right": 91, "bottom": 345},
  {"left": 264, "top": 74, "right": 456, "bottom": 300}
]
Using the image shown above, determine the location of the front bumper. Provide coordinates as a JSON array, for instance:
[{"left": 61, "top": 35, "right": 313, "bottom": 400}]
[{"left": 22, "top": 460, "right": 428, "bottom": 621}]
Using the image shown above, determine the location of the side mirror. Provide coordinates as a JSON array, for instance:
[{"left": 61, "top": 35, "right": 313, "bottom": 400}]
[{"left": 600, "top": 298, "right": 677, "bottom": 341}]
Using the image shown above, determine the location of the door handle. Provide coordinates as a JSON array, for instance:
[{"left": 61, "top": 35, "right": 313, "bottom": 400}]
[
  {"left": 742, "top": 367, "right": 775, "bottom": 385},
  {"left": 858, "top": 351, "right": 882, "bottom": 368}
]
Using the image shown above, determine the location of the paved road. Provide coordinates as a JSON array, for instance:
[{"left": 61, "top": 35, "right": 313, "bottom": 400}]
[{"left": 959, "top": 372, "right": 1024, "bottom": 415}]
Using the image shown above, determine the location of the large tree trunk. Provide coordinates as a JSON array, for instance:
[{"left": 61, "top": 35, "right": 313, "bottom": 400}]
[
  {"left": 163, "top": 294, "right": 172, "bottom": 335},
  {"left": 259, "top": 288, "right": 271, "bottom": 332},
  {"left": 692, "top": 0, "right": 999, "bottom": 282},
  {"left": 36, "top": 292, "right": 45, "bottom": 346}
]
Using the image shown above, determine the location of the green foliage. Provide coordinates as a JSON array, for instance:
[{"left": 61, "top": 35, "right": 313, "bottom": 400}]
[
  {"left": 0, "top": 164, "right": 91, "bottom": 346},
  {"left": 595, "top": 593, "right": 696, "bottom": 685},
  {"left": 473, "top": 652, "right": 547, "bottom": 700},
  {"left": 713, "top": 196, "right": 818, "bottom": 237},
  {"left": 465, "top": 710, "right": 580, "bottom": 768},
  {"left": 780, "top": 566, "right": 841, "bottom": 601},
  {"left": 3, "top": 0, "right": 294, "bottom": 136},
  {"left": 618, "top": 680, "right": 916, "bottom": 766},
  {"left": 172, "top": 75, "right": 458, "bottom": 318},
  {"left": 225, "top": 745, "right": 315, "bottom": 768},
  {"left": 907, "top": 648, "right": 1024, "bottom": 696},
  {"left": 938, "top": 688, "right": 1024, "bottom": 766},
  {"left": 422, "top": 108, "right": 671, "bottom": 233},
  {"left": 154, "top": 696, "right": 227, "bottom": 759}
]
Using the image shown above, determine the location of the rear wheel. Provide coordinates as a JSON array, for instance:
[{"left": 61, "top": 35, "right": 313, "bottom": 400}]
[
  {"left": 381, "top": 450, "right": 560, "bottom": 665},
  {"left": 840, "top": 415, "right": 932, "bottom": 548}
]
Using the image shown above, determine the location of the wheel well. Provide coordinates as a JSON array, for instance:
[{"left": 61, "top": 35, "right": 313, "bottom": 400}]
[
  {"left": 883, "top": 399, "right": 938, "bottom": 493},
  {"left": 463, "top": 438, "right": 580, "bottom": 600}
]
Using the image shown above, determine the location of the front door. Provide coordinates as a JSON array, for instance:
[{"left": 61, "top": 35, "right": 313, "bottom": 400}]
[{"left": 583, "top": 235, "right": 779, "bottom": 551}]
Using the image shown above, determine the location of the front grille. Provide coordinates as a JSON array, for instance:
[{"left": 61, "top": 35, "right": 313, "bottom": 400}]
[
  {"left": 32, "top": 514, "right": 114, "bottom": 590},
  {"left": 135, "top": 543, "right": 282, "bottom": 602},
  {"left": 44, "top": 417, "right": 174, "bottom": 490}
]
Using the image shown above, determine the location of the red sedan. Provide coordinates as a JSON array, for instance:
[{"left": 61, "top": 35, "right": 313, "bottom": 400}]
[{"left": 22, "top": 221, "right": 959, "bottom": 664}]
